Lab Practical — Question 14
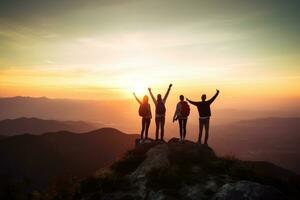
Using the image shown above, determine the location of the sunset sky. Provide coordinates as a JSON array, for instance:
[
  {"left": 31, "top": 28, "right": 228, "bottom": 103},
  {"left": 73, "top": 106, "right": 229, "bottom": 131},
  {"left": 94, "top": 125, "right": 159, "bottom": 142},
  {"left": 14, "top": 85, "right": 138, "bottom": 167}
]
[{"left": 0, "top": 0, "right": 300, "bottom": 106}]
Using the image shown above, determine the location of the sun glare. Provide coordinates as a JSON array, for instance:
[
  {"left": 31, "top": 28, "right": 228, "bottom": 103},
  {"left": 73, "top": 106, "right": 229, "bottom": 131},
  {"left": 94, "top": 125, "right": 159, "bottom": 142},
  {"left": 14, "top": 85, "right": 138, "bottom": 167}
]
[
  {"left": 133, "top": 85, "right": 147, "bottom": 96},
  {"left": 116, "top": 72, "right": 157, "bottom": 98}
]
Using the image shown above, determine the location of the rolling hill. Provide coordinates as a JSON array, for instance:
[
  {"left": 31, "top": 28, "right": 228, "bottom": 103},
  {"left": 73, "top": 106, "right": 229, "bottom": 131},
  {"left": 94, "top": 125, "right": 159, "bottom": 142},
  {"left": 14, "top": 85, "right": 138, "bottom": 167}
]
[
  {"left": 0, "top": 128, "right": 138, "bottom": 189},
  {"left": 0, "top": 117, "right": 100, "bottom": 136}
]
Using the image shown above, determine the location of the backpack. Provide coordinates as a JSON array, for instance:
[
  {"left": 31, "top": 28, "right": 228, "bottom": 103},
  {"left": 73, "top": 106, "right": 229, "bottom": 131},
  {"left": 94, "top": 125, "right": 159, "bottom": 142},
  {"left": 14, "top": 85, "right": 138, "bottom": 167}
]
[
  {"left": 180, "top": 101, "right": 190, "bottom": 117},
  {"left": 139, "top": 103, "right": 150, "bottom": 117},
  {"left": 156, "top": 101, "right": 166, "bottom": 115}
]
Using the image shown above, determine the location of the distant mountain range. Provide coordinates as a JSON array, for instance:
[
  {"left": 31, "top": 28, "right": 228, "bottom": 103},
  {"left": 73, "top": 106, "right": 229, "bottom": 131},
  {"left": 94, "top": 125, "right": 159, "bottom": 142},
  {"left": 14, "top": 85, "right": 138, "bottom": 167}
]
[
  {"left": 211, "top": 117, "right": 300, "bottom": 174},
  {"left": 0, "top": 128, "right": 138, "bottom": 189},
  {"left": 1, "top": 96, "right": 300, "bottom": 132},
  {"left": 0, "top": 96, "right": 134, "bottom": 130},
  {"left": 0, "top": 117, "right": 100, "bottom": 136}
]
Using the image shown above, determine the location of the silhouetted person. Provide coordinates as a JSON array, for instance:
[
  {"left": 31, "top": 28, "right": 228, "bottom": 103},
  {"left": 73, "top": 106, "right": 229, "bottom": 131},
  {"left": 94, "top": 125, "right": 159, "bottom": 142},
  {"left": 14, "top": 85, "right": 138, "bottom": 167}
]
[
  {"left": 148, "top": 84, "right": 172, "bottom": 141},
  {"left": 187, "top": 89, "right": 220, "bottom": 145},
  {"left": 133, "top": 93, "right": 152, "bottom": 143},
  {"left": 173, "top": 95, "right": 190, "bottom": 143}
]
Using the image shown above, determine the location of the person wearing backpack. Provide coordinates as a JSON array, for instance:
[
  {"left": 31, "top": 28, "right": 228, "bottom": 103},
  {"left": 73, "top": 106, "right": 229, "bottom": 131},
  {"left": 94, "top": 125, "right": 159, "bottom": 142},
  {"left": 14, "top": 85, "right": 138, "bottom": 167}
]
[
  {"left": 148, "top": 84, "right": 172, "bottom": 141},
  {"left": 133, "top": 93, "right": 152, "bottom": 143},
  {"left": 173, "top": 95, "right": 190, "bottom": 143},
  {"left": 187, "top": 89, "right": 220, "bottom": 145}
]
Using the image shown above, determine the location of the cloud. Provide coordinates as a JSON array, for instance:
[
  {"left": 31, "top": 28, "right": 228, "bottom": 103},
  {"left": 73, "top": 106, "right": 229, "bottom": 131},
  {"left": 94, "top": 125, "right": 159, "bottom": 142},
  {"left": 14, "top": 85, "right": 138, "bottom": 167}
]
[{"left": 0, "top": 0, "right": 300, "bottom": 99}]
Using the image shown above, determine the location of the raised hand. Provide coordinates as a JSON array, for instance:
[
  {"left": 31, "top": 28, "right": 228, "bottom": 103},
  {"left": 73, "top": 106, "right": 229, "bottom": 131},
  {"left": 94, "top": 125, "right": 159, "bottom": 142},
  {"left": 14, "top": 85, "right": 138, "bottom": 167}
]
[
  {"left": 148, "top": 88, "right": 151, "bottom": 91},
  {"left": 216, "top": 89, "right": 219, "bottom": 93},
  {"left": 169, "top": 84, "right": 173, "bottom": 88}
]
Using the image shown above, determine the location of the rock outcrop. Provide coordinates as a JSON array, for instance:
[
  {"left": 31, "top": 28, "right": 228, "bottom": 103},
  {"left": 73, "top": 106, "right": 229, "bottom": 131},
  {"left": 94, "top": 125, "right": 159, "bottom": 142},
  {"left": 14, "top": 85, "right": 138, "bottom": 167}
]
[
  {"left": 130, "top": 144, "right": 170, "bottom": 199},
  {"left": 75, "top": 138, "right": 300, "bottom": 200},
  {"left": 213, "top": 180, "right": 287, "bottom": 200},
  {"left": 131, "top": 144, "right": 170, "bottom": 180}
]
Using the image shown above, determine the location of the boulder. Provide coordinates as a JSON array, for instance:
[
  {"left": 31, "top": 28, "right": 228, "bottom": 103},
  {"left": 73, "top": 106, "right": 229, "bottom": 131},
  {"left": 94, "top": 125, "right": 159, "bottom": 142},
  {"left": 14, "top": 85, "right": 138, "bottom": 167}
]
[
  {"left": 131, "top": 144, "right": 170, "bottom": 180},
  {"left": 212, "top": 180, "right": 287, "bottom": 200},
  {"left": 130, "top": 144, "right": 170, "bottom": 199}
]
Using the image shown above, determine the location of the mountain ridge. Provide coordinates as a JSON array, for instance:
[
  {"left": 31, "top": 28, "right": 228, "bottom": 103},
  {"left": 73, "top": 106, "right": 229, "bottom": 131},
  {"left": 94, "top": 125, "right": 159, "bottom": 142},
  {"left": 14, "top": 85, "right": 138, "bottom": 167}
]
[
  {"left": 0, "top": 117, "right": 101, "bottom": 136},
  {"left": 0, "top": 128, "right": 139, "bottom": 192}
]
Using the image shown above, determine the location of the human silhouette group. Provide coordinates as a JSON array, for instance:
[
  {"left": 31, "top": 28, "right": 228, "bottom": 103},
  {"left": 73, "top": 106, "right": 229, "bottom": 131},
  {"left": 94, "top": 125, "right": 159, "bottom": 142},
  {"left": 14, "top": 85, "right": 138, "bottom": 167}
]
[{"left": 133, "top": 84, "right": 220, "bottom": 145}]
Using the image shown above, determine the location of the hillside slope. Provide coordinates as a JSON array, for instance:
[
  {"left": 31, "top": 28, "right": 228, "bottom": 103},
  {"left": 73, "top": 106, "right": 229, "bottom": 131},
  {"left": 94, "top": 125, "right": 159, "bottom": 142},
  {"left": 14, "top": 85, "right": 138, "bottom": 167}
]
[{"left": 0, "top": 128, "right": 138, "bottom": 190}]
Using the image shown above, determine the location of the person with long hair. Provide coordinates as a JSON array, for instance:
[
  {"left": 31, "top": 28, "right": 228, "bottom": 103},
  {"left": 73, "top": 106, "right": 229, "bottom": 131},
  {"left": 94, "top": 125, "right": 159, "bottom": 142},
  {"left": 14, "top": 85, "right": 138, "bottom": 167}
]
[
  {"left": 148, "top": 84, "right": 172, "bottom": 141},
  {"left": 133, "top": 93, "right": 152, "bottom": 143}
]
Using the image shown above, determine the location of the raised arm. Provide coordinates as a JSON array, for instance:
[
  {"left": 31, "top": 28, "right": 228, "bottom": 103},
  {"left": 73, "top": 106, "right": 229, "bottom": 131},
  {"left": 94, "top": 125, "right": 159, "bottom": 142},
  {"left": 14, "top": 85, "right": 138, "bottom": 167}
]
[
  {"left": 207, "top": 89, "right": 220, "bottom": 104},
  {"left": 148, "top": 88, "right": 157, "bottom": 104},
  {"left": 163, "top": 84, "right": 172, "bottom": 103},
  {"left": 133, "top": 92, "right": 142, "bottom": 104},
  {"left": 186, "top": 98, "right": 199, "bottom": 106}
]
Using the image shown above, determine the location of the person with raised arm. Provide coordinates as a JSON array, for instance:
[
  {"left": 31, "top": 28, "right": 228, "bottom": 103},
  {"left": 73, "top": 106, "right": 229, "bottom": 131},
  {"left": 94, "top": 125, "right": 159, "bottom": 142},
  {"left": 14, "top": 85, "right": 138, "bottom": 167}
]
[
  {"left": 173, "top": 95, "right": 190, "bottom": 143},
  {"left": 133, "top": 93, "right": 152, "bottom": 143},
  {"left": 148, "top": 84, "right": 172, "bottom": 141},
  {"left": 187, "top": 89, "right": 220, "bottom": 145}
]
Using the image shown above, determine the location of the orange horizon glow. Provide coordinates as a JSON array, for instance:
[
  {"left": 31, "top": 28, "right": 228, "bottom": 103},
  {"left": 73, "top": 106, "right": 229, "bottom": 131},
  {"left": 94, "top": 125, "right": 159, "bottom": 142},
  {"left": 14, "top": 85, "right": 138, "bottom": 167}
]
[{"left": 1, "top": 65, "right": 299, "bottom": 101}]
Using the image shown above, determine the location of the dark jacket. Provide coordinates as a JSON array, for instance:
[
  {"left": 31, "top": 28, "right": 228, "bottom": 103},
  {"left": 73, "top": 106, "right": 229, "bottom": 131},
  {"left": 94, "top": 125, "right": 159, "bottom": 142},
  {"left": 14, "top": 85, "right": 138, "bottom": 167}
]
[{"left": 188, "top": 91, "right": 219, "bottom": 117}]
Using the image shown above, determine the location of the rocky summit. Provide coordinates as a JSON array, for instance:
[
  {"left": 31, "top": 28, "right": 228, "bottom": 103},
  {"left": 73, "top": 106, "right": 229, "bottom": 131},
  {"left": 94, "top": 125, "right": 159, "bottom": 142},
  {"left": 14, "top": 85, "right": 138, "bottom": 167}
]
[{"left": 71, "top": 138, "right": 300, "bottom": 200}]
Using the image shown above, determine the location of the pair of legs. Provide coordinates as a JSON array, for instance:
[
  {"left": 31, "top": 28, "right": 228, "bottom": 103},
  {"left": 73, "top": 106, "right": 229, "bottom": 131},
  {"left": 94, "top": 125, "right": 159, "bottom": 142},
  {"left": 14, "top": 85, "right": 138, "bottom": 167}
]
[
  {"left": 141, "top": 118, "right": 151, "bottom": 140},
  {"left": 199, "top": 118, "right": 210, "bottom": 144},
  {"left": 178, "top": 118, "right": 187, "bottom": 141},
  {"left": 155, "top": 117, "right": 165, "bottom": 140}
]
